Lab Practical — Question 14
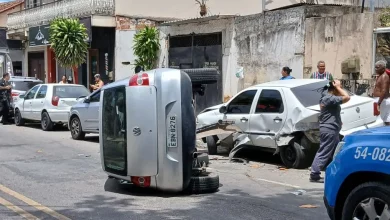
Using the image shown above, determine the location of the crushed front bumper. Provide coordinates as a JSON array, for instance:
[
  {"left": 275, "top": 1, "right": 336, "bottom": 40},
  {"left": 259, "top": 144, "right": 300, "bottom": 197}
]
[{"left": 324, "top": 196, "right": 336, "bottom": 220}]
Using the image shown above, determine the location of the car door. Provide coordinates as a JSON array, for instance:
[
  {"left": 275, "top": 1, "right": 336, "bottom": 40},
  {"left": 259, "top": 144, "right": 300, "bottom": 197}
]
[
  {"left": 31, "top": 85, "right": 47, "bottom": 120},
  {"left": 248, "top": 88, "right": 287, "bottom": 148},
  {"left": 21, "top": 85, "right": 40, "bottom": 119},
  {"left": 83, "top": 90, "right": 101, "bottom": 131},
  {"left": 221, "top": 89, "right": 259, "bottom": 144}
]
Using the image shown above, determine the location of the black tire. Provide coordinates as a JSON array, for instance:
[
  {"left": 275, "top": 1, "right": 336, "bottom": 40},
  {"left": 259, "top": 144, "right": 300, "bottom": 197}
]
[
  {"left": 206, "top": 136, "right": 218, "bottom": 155},
  {"left": 280, "top": 137, "right": 310, "bottom": 169},
  {"left": 70, "top": 116, "right": 85, "bottom": 140},
  {"left": 182, "top": 68, "right": 219, "bottom": 85},
  {"left": 342, "top": 182, "right": 390, "bottom": 220},
  {"left": 189, "top": 172, "right": 219, "bottom": 194},
  {"left": 41, "top": 112, "right": 54, "bottom": 131},
  {"left": 14, "top": 109, "right": 24, "bottom": 126}
]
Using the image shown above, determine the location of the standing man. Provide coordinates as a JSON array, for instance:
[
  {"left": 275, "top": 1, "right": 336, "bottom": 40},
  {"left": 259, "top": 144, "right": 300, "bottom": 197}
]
[
  {"left": 310, "top": 61, "right": 334, "bottom": 81},
  {"left": 310, "top": 80, "right": 350, "bottom": 183},
  {"left": 373, "top": 60, "right": 390, "bottom": 126},
  {"left": 0, "top": 73, "right": 12, "bottom": 125}
]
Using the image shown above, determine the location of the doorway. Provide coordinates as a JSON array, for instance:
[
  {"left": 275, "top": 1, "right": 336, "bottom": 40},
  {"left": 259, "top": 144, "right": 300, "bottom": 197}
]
[
  {"left": 169, "top": 33, "right": 223, "bottom": 115},
  {"left": 89, "top": 49, "right": 99, "bottom": 90},
  {"left": 28, "top": 52, "right": 45, "bottom": 81}
]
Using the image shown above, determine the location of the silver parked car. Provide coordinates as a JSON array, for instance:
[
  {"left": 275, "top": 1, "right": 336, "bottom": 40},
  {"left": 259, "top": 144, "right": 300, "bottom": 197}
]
[{"left": 68, "top": 89, "right": 101, "bottom": 140}]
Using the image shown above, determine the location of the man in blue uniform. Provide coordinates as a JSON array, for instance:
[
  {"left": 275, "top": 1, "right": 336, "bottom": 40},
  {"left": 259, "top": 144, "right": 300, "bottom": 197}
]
[
  {"left": 0, "top": 73, "right": 12, "bottom": 125},
  {"left": 310, "top": 79, "right": 350, "bottom": 183}
]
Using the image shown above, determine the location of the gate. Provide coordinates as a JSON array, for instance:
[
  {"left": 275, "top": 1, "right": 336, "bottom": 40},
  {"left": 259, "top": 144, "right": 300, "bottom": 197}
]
[{"left": 169, "top": 33, "right": 223, "bottom": 115}]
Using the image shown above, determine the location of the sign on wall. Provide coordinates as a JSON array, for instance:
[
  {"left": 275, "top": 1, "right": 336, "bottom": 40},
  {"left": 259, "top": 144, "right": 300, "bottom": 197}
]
[{"left": 28, "top": 17, "right": 92, "bottom": 47}]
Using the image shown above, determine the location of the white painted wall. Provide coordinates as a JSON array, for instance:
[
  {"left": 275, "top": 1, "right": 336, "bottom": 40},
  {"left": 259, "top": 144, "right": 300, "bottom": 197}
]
[
  {"left": 115, "top": 30, "right": 137, "bottom": 81},
  {"left": 158, "top": 18, "right": 239, "bottom": 100}
]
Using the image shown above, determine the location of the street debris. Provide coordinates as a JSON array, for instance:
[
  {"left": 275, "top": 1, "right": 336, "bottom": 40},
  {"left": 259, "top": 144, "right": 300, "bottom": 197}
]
[
  {"left": 37, "top": 150, "right": 43, "bottom": 153},
  {"left": 299, "top": 204, "right": 318, "bottom": 208},
  {"left": 250, "top": 164, "right": 262, "bottom": 169},
  {"left": 277, "top": 166, "right": 288, "bottom": 170},
  {"left": 290, "top": 189, "right": 306, "bottom": 196}
]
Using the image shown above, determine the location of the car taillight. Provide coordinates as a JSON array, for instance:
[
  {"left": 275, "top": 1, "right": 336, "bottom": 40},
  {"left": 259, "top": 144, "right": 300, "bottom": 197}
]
[
  {"left": 52, "top": 96, "right": 59, "bottom": 106},
  {"left": 12, "top": 92, "right": 19, "bottom": 97},
  {"left": 374, "top": 102, "right": 380, "bottom": 116},
  {"left": 129, "top": 73, "right": 149, "bottom": 86},
  {"left": 131, "top": 176, "right": 151, "bottom": 187}
]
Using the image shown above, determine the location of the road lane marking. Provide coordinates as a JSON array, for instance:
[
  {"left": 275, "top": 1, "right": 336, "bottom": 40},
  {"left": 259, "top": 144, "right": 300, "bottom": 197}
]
[
  {"left": 0, "top": 196, "right": 40, "bottom": 220},
  {"left": 0, "top": 184, "right": 71, "bottom": 220},
  {"left": 255, "top": 178, "right": 301, "bottom": 189}
]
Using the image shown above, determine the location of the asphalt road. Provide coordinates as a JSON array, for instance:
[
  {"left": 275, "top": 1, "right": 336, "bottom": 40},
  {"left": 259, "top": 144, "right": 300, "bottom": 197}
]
[{"left": 0, "top": 123, "right": 330, "bottom": 220}]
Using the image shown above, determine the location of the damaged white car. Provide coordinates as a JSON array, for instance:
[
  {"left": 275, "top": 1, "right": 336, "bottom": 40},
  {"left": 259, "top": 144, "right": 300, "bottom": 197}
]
[{"left": 196, "top": 79, "right": 383, "bottom": 169}]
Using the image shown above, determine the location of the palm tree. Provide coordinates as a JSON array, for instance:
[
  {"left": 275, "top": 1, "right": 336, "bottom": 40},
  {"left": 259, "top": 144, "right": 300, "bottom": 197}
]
[
  {"left": 133, "top": 26, "right": 160, "bottom": 71},
  {"left": 49, "top": 18, "right": 88, "bottom": 82}
]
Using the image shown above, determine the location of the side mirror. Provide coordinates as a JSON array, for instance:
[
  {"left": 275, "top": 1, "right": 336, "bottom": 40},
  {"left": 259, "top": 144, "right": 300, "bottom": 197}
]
[
  {"left": 219, "top": 106, "right": 227, "bottom": 114},
  {"left": 84, "top": 96, "right": 90, "bottom": 103},
  {"left": 19, "top": 94, "right": 25, "bottom": 99}
]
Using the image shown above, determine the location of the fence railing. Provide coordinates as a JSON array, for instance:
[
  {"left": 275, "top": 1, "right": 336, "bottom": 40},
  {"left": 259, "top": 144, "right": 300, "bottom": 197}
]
[
  {"left": 340, "top": 79, "right": 376, "bottom": 97},
  {"left": 7, "top": 0, "right": 114, "bottom": 30}
]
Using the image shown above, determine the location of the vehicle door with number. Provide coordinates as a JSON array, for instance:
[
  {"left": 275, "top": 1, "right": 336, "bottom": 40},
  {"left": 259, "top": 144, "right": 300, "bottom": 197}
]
[
  {"left": 21, "top": 85, "right": 40, "bottom": 120},
  {"left": 222, "top": 89, "right": 259, "bottom": 143},
  {"left": 31, "top": 85, "right": 47, "bottom": 120},
  {"left": 84, "top": 90, "right": 101, "bottom": 131},
  {"left": 248, "top": 88, "right": 287, "bottom": 148}
]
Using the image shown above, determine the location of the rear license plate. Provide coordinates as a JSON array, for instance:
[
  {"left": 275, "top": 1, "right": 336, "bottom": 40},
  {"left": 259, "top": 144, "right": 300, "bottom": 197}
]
[{"left": 167, "top": 115, "right": 178, "bottom": 148}]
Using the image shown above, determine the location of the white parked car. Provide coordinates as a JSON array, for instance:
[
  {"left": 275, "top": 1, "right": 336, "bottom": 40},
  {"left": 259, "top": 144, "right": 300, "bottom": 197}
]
[
  {"left": 14, "top": 84, "right": 90, "bottom": 131},
  {"left": 196, "top": 79, "right": 384, "bottom": 169}
]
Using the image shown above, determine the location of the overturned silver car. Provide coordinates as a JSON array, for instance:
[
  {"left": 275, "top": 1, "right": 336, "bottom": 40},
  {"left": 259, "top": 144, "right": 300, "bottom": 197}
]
[{"left": 196, "top": 79, "right": 383, "bottom": 169}]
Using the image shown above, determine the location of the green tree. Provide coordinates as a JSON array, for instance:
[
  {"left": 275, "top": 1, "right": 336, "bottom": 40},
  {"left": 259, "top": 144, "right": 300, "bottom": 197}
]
[
  {"left": 49, "top": 18, "right": 88, "bottom": 81},
  {"left": 133, "top": 26, "right": 160, "bottom": 71}
]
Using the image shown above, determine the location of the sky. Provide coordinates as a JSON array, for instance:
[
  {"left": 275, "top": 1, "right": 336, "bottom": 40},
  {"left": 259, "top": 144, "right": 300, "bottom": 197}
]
[{"left": 0, "top": 0, "right": 14, "bottom": 2}]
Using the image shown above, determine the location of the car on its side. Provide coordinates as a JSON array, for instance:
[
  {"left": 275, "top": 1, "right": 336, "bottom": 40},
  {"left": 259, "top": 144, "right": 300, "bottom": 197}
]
[
  {"left": 324, "top": 126, "right": 390, "bottom": 220},
  {"left": 8, "top": 76, "right": 43, "bottom": 117},
  {"left": 68, "top": 89, "right": 101, "bottom": 140},
  {"left": 197, "top": 79, "right": 384, "bottom": 169},
  {"left": 14, "top": 84, "right": 90, "bottom": 131}
]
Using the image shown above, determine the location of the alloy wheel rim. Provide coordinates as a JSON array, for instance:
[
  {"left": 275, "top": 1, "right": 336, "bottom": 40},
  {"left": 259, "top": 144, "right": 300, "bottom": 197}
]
[
  {"left": 353, "top": 197, "right": 390, "bottom": 220},
  {"left": 42, "top": 116, "right": 47, "bottom": 128},
  {"left": 71, "top": 119, "right": 79, "bottom": 135},
  {"left": 15, "top": 112, "right": 20, "bottom": 124}
]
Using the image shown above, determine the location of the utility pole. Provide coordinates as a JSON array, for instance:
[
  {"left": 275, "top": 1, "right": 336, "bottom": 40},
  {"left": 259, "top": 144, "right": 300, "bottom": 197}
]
[{"left": 262, "top": 0, "right": 266, "bottom": 13}]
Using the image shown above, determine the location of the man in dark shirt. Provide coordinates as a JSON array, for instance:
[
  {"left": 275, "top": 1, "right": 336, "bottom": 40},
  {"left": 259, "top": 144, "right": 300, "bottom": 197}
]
[
  {"left": 310, "top": 80, "right": 350, "bottom": 183},
  {"left": 0, "top": 73, "right": 12, "bottom": 125}
]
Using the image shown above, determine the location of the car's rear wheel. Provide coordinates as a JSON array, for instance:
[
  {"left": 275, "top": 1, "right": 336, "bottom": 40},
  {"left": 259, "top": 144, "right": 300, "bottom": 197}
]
[
  {"left": 41, "top": 112, "right": 54, "bottom": 131},
  {"left": 280, "top": 137, "right": 310, "bottom": 169},
  {"left": 342, "top": 182, "right": 390, "bottom": 220},
  {"left": 70, "top": 116, "right": 85, "bottom": 140},
  {"left": 14, "top": 109, "right": 24, "bottom": 126},
  {"left": 206, "top": 136, "right": 218, "bottom": 155},
  {"left": 188, "top": 172, "right": 219, "bottom": 194}
]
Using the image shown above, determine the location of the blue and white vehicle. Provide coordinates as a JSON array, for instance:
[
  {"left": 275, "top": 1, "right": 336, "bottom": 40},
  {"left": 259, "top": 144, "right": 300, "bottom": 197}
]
[{"left": 324, "top": 126, "right": 390, "bottom": 220}]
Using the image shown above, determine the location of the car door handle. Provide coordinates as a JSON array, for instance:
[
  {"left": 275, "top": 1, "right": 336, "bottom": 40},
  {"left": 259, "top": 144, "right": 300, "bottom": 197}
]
[
  {"left": 274, "top": 117, "right": 282, "bottom": 122},
  {"left": 240, "top": 117, "right": 248, "bottom": 122}
]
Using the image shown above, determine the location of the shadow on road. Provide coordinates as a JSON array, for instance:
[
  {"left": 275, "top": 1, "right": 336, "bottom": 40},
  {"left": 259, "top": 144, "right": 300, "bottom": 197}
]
[
  {"left": 58, "top": 178, "right": 328, "bottom": 220},
  {"left": 22, "top": 123, "right": 69, "bottom": 132},
  {"left": 83, "top": 135, "right": 99, "bottom": 143}
]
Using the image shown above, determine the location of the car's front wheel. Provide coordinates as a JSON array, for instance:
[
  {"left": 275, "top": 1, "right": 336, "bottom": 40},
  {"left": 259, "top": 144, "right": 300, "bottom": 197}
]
[
  {"left": 14, "top": 109, "right": 24, "bottom": 126},
  {"left": 70, "top": 116, "right": 85, "bottom": 140},
  {"left": 342, "top": 182, "right": 390, "bottom": 220},
  {"left": 206, "top": 136, "right": 218, "bottom": 155}
]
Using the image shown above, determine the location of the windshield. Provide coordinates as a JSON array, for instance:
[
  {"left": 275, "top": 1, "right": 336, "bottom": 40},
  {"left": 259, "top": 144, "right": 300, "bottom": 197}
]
[
  {"left": 10, "top": 81, "right": 42, "bottom": 91},
  {"left": 291, "top": 81, "right": 354, "bottom": 107},
  {"left": 53, "top": 85, "right": 90, "bottom": 98}
]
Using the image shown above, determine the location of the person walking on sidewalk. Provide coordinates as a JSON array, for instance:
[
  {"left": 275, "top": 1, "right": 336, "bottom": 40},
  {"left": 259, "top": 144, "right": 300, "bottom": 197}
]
[
  {"left": 373, "top": 60, "right": 390, "bottom": 126},
  {"left": 0, "top": 73, "right": 12, "bottom": 125},
  {"left": 280, "top": 67, "right": 295, "bottom": 80},
  {"left": 310, "top": 79, "right": 350, "bottom": 183},
  {"left": 310, "top": 61, "right": 334, "bottom": 81}
]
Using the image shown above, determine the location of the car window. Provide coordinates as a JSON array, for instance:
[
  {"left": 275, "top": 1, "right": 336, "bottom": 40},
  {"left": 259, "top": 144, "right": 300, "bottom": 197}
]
[
  {"left": 90, "top": 91, "right": 101, "bottom": 102},
  {"left": 36, "top": 85, "right": 47, "bottom": 99},
  {"left": 24, "top": 85, "right": 40, "bottom": 100},
  {"left": 255, "top": 89, "right": 284, "bottom": 113},
  {"left": 227, "top": 90, "right": 257, "bottom": 114},
  {"left": 291, "top": 81, "right": 354, "bottom": 107},
  {"left": 53, "top": 85, "right": 90, "bottom": 98},
  {"left": 10, "top": 81, "right": 42, "bottom": 91}
]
